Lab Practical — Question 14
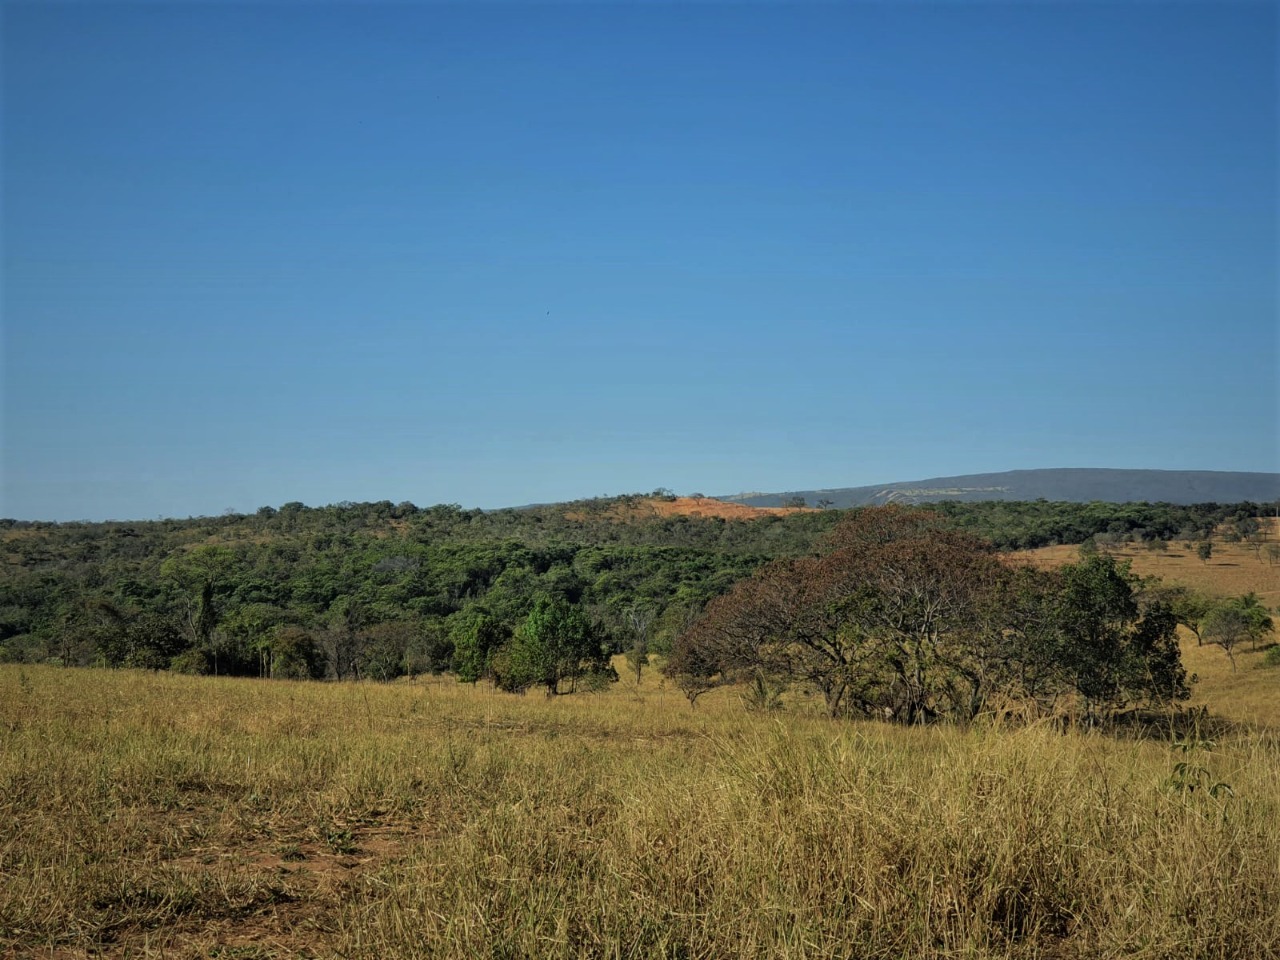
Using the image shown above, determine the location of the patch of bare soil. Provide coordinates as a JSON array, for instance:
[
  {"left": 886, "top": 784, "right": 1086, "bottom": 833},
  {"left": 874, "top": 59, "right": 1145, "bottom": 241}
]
[
  {"left": 26, "top": 819, "right": 422, "bottom": 959},
  {"left": 565, "top": 496, "right": 816, "bottom": 523},
  {"left": 648, "top": 496, "right": 817, "bottom": 519}
]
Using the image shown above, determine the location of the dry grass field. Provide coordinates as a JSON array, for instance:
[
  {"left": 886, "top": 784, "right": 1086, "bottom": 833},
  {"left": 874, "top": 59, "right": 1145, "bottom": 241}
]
[
  {"left": 1016, "top": 519, "right": 1280, "bottom": 608},
  {"left": 3, "top": 659, "right": 1279, "bottom": 959}
]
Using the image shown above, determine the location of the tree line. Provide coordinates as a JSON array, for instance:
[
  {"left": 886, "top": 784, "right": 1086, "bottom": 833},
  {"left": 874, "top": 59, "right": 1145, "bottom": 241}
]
[{"left": 1, "top": 497, "right": 1273, "bottom": 699}]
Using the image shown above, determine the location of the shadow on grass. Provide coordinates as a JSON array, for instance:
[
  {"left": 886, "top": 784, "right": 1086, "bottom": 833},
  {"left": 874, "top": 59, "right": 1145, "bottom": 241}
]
[{"left": 1101, "top": 706, "right": 1280, "bottom": 747}]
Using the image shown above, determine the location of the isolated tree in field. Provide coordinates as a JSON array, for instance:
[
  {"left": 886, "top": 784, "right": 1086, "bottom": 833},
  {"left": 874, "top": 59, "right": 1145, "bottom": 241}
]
[
  {"left": 499, "top": 596, "right": 612, "bottom": 695},
  {"left": 819, "top": 508, "right": 1015, "bottom": 722},
  {"left": 1050, "top": 554, "right": 1190, "bottom": 716},
  {"left": 1093, "top": 532, "right": 1121, "bottom": 553},
  {"left": 1234, "top": 516, "right": 1262, "bottom": 547},
  {"left": 1201, "top": 604, "right": 1250, "bottom": 671},
  {"left": 1156, "top": 586, "right": 1214, "bottom": 646},
  {"left": 668, "top": 507, "right": 1016, "bottom": 722},
  {"left": 663, "top": 628, "right": 721, "bottom": 707},
  {"left": 1229, "top": 593, "right": 1274, "bottom": 651},
  {"left": 1197, "top": 542, "right": 1213, "bottom": 564},
  {"left": 667, "top": 507, "right": 1191, "bottom": 723}
]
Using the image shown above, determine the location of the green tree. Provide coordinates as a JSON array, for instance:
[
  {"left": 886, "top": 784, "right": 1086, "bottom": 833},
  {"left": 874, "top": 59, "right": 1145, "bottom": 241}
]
[
  {"left": 160, "top": 545, "right": 239, "bottom": 672},
  {"left": 1201, "top": 604, "right": 1250, "bottom": 671},
  {"left": 500, "top": 596, "right": 612, "bottom": 695},
  {"left": 219, "top": 603, "right": 285, "bottom": 677},
  {"left": 1196, "top": 542, "right": 1214, "bottom": 564},
  {"left": 669, "top": 510, "right": 1192, "bottom": 725},
  {"left": 450, "top": 612, "right": 511, "bottom": 683},
  {"left": 81, "top": 598, "right": 187, "bottom": 671},
  {"left": 1052, "top": 554, "right": 1190, "bottom": 716},
  {"left": 1227, "top": 593, "right": 1273, "bottom": 652},
  {"left": 403, "top": 619, "right": 454, "bottom": 676},
  {"left": 270, "top": 625, "right": 323, "bottom": 680},
  {"left": 1152, "top": 585, "right": 1214, "bottom": 646},
  {"left": 321, "top": 596, "right": 366, "bottom": 680},
  {"left": 359, "top": 620, "right": 418, "bottom": 681}
]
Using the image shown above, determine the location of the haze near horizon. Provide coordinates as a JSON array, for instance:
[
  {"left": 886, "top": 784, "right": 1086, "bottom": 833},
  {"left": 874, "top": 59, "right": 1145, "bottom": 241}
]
[{"left": 3, "top": 2, "right": 1276, "bottom": 521}]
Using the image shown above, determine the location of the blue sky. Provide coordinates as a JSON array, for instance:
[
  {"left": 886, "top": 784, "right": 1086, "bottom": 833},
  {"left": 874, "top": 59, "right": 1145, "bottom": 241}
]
[{"left": 3, "top": 2, "right": 1276, "bottom": 521}]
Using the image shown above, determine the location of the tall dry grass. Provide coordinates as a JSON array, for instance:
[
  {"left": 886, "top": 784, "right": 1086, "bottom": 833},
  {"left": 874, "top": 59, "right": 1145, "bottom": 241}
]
[{"left": 2, "top": 664, "right": 1278, "bottom": 958}]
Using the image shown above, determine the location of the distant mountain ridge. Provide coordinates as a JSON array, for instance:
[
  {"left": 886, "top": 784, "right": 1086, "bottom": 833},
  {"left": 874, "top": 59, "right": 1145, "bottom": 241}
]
[{"left": 719, "top": 469, "right": 1280, "bottom": 509}]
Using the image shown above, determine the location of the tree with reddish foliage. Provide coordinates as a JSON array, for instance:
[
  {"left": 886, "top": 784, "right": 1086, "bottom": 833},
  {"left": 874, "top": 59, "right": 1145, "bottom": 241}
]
[
  {"left": 665, "top": 506, "right": 1191, "bottom": 724},
  {"left": 668, "top": 507, "right": 1010, "bottom": 721}
]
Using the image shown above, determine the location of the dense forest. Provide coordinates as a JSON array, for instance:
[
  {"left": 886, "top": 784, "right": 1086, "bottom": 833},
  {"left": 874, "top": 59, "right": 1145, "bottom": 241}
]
[{"left": 1, "top": 495, "right": 1273, "bottom": 686}]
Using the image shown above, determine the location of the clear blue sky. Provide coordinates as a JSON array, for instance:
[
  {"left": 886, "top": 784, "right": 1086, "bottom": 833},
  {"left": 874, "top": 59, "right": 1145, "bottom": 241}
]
[{"left": 3, "top": 2, "right": 1276, "bottom": 521}]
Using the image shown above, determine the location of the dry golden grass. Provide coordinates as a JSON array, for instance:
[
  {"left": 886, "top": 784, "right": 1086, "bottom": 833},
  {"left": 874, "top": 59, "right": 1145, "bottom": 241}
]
[
  {"left": 1016, "top": 521, "right": 1280, "bottom": 608},
  {"left": 3, "top": 664, "right": 1278, "bottom": 959},
  {"left": 1015, "top": 523, "right": 1280, "bottom": 729}
]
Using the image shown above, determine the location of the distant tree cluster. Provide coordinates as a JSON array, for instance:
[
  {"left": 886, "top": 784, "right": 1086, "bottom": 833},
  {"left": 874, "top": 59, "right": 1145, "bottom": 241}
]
[
  {"left": 665, "top": 507, "right": 1194, "bottom": 724},
  {"left": 1156, "top": 586, "right": 1275, "bottom": 672},
  {"left": 925, "top": 499, "right": 1277, "bottom": 551},
  {"left": 1, "top": 497, "right": 815, "bottom": 683}
]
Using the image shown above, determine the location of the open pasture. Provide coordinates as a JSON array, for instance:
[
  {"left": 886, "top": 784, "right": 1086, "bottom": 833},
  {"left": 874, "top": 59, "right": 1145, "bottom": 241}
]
[
  {"left": 1016, "top": 519, "right": 1280, "bottom": 609},
  {"left": 2, "top": 664, "right": 1279, "bottom": 959}
]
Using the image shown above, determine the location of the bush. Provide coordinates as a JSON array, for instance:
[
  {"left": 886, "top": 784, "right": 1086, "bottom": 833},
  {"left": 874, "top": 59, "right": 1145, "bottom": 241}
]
[
  {"left": 170, "top": 648, "right": 213, "bottom": 675},
  {"left": 1262, "top": 645, "right": 1280, "bottom": 669}
]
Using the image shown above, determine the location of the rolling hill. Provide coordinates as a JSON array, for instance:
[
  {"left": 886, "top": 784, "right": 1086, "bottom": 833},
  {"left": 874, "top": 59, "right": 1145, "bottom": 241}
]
[{"left": 720, "top": 468, "right": 1280, "bottom": 509}]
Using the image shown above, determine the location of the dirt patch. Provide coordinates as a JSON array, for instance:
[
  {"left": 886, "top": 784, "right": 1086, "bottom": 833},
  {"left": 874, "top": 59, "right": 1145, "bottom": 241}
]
[
  {"left": 649, "top": 496, "right": 817, "bottom": 519},
  {"left": 565, "top": 496, "right": 816, "bottom": 523}
]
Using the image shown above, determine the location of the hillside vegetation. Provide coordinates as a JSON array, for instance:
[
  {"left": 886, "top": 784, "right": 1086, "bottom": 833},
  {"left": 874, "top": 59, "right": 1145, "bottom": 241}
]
[{"left": 2, "top": 495, "right": 1271, "bottom": 689}]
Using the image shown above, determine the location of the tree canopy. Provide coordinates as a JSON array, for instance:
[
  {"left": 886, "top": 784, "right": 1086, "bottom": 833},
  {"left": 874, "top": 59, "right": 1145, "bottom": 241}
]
[{"left": 665, "top": 507, "right": 1192, "bottom": 723}]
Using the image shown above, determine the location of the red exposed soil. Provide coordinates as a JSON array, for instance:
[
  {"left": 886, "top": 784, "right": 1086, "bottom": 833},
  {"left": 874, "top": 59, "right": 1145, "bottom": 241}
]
[{"left": 565, "top": 496, "right": 816, "bottom": 523}]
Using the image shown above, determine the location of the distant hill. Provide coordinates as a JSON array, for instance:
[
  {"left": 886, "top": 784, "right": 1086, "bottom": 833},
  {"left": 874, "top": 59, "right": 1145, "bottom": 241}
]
[{"left": 719, "top": 469, "right": 1280, "bottom": 509}]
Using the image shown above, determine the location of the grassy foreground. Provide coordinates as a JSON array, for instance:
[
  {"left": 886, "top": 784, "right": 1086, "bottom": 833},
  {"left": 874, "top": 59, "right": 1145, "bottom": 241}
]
[{"left": 2, "top": 665, "right": 1278, "bottom": 959}]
